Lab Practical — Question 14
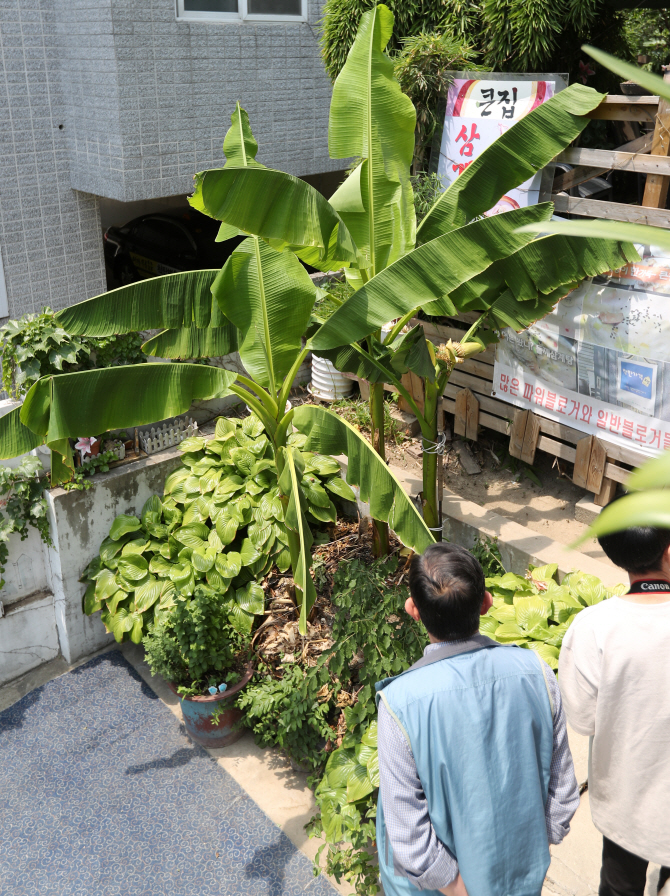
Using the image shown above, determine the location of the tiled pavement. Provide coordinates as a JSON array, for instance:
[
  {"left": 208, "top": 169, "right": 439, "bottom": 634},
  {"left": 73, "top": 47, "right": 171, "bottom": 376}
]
[{"left": 0, "top": 651, "right": 338, "bottom": 896}]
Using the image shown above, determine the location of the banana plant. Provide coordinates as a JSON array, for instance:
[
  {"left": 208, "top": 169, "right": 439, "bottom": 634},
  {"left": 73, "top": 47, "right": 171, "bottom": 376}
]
[
  {"left": 0, "top": 107, "right": 434, "bottom": 636},
  {"left": 185, "top": 5, "right": 636, "bottom": 548}
]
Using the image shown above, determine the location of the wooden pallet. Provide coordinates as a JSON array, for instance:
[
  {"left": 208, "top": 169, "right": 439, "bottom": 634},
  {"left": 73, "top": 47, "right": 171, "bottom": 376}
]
[{"left": 547, "top": 83, "right": 670, "bottom": 224}]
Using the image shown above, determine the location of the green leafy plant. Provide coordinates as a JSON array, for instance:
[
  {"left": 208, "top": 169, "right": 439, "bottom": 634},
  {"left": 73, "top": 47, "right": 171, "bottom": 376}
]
[
  {"left": 81, "top": 414, "right": 355, "bottom": 643},
  {"left": 470, "top": 534, "right": 505, "bottom": 576},
  {"left": 481, "top": 563, "right": 626, "bottom": 669},
  {"left": 142, "top": 583, "right": 249, "bottom": 695},
  {"left": 394, "top": 31, "right": 483, "bottom": 172},
  {"left": 326, "top": 556, "right": 425, "bottom": 736},
  {"left": 0, "top": 456, "right": 52, "bottom": 591},
  {"left": 304, "top": 6, "right": 636, "bottom": 543},
  {"left": 238, "top": 664, "right": 334, "bottom": 771},
  {"left": 62, "top": 449, "right": 120, "bottom": 492},
  {"left": 1, "top": 98, "right": 433, "bottom": 634},
  {"left": 319, "top": 0, "right": 612, "bottom": 84},
  {"left": 0, "top": 308, "right": 145, "bottom": 400},
  {"left": 309, "top": 718, "right": 380, "bottom": 896}
]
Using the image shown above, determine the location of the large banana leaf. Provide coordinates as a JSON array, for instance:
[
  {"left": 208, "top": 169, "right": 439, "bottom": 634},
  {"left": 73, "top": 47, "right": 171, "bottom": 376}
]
[
  {"left": 447, "top": 233, "right": 639, "bottom": 315},
  {"left": 55, "top": 270, "right": 232, "bottom": 344},
  {"left": 189, "top": 166, "right": 360, "bottom": 270},
  {"left": 575, "top": 490, "right": 670, "bottom": 544},
  {"left": 584, "top": 46, "right": 670, "bottom": 104},
  {"left": 311, "top": 203, "right": 553, "bottom": 350},
  {"left": 212, "top": 237, "right": 316, "bottom": 391},
  {"left": 417, "top": 84, "right": 605, "bottom": 243},
  {"left": 14, "top": 364, "right": 237, "bottom": 453},
  {"left": 517, "top": 217, "right": 670, "bottom": 254},
  {"left": 627, "top": 452, "right": 670, "bottom": 492},
  {"left": 142, "top": 325, "right": 237, "bottom": 359},
  {"left": 327, "top": 4, "right": 416, "bottom": 276},
  {"left": 0, "top": 407, "right": 45, "bottom": 457},
  {"left": 292, "top": 404, "right": 433, "bottom": 553},
  {"left": 278, "top": 447, "right": 317, "bottom": 634}
]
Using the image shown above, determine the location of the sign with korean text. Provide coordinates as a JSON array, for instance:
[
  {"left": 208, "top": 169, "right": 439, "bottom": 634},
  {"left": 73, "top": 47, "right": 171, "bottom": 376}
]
[
  {"left": 493, "top": 247, "right": 670, "bottom": 458},
  {"left": 437, "top": 77, "right": 555, "bottom": 213}
]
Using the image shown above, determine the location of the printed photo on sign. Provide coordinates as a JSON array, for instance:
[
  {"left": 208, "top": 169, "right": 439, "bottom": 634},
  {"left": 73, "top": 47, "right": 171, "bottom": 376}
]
[
  {"left": 492, "top": 244, "right": 670, "bottom": 456},
  {"left": 437, "top": 77, "right": 555, "bottom": 214}
]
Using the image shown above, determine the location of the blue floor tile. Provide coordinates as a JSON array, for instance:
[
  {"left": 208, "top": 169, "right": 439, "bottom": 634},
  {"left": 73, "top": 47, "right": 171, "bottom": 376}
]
[{"left": 0, "top": 651, "right": 337, "bottom": 896}]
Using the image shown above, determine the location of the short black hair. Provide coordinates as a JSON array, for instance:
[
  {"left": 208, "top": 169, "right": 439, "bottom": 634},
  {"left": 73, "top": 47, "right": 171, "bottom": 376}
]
[
  {"left": 598, "top": 494, "right": 670, "bottom": 574},
  {"left": 409, "top": 543, "right": 485, "bottom": 641}
]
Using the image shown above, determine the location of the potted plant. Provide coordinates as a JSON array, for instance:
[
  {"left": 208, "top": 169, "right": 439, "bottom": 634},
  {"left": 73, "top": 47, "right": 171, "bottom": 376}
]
[{"left": 142, "top": 583, "right": 255, "bottom": 748}]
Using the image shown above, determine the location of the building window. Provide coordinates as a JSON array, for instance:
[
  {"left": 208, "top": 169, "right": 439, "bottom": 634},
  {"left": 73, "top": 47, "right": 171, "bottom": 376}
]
[{"left": 177, "top": 0, "right": 306, "bottom": 21}]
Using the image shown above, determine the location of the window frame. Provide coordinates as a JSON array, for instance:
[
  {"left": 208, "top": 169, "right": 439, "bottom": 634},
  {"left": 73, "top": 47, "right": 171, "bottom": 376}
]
[{"left": 176, "top": 0, "right": 307, "bottom": 23}]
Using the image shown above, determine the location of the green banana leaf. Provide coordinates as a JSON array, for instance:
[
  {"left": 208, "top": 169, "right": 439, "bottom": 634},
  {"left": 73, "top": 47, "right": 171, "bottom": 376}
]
[
  {"left": 189, "top": 166, "right": 360, "bottom": 270},
  {"left": 0, "top": 407, "right": 45, "bottom": 457},
  {"left": 447, "top": 233, "right": 639, "bottom": 319},
  {"left": 279, "top": 447, "right": 317, "bottom": 634},
  {"left": 327, "top": 3, "right": 416, "bottom": 276},
  {"left": 55, "top": 270, "right": 231, "bottom": 339},
  {"left": 212, "top": 237, "right": 316, "bottom": 391},
  {"left": 417, "top": 83, "right": 605, "bottom": 242},
  {"left": 142, "top": 325, "right": 238, "bottom": 359},
  {"left": 292, "top": 404, "right": 433, "bottom": 552},
  {"left": 627, "top": 452, "right": 670, "bottom": 491},
  {"left": 516, "top": 217, "right": 670, "bottom": 255},
  {"left": 311, "top": 203, "right": 553, "bottom": 350},
  {"left": 575, "top": 490, "right": 670, "bottom": 544},
  {"left": 584, "top": 45, "right": 670, "bottom": 105},
  {"left": 13, "top": 364, "right": 237, "bottom": 453}
]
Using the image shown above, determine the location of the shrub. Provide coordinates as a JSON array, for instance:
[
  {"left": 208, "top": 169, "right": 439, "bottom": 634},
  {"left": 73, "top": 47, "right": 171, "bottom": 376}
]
[{"left": 142, "top": 584, "right": 250, "bottom": 695}]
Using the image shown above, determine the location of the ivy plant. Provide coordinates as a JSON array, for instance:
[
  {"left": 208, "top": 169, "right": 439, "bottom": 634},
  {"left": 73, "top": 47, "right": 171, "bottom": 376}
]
[
  {"left": 0, "top": 308, "right": 146, "bottom": 400},
  {"left": 0, "top": 455, "right": 52, "bottom": 591},
  {"left": 81, "top": 414, "right": 356, "bottom": 644}
]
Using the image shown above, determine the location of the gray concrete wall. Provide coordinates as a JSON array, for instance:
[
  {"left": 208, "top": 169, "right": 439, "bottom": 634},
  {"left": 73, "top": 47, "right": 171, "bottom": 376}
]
[
  {"left": 1, "top": 0, "right": 338, "bottom": 320},
  {"left": 0, "top": 0, "right": 107, "bottom": 319},
  {"left": 54, "top": 0, "right": 339, "bottom": 203}
]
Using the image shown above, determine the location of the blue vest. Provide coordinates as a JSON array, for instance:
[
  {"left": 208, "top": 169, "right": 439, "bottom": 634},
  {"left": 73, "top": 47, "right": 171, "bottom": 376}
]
[{"left": 376, "top": 638, "right": 554, "bottom": 896}]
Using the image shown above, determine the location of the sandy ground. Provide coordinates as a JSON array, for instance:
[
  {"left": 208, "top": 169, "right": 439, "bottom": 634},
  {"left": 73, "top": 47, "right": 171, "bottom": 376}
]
[{"left": 385, "top": 428, "right": 617, "bottom": 571}]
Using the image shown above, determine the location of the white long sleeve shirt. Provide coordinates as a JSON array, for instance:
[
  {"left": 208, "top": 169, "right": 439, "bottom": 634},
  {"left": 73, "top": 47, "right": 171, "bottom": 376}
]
[{"left": 559, "top": 596, "right": 670, "bottom": 866}]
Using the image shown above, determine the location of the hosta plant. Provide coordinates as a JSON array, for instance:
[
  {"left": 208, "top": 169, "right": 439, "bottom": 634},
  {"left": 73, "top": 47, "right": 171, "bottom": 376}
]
[
  {"left": 82, "top": 414, "right": 356, "bottom": 643},
  {"left": 480, "top": 563, "right": 626, "bottom": 669}
]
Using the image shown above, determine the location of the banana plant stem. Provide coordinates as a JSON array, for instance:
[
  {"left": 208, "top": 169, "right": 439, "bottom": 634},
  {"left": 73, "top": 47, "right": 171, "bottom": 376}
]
[
  {"left": 420, "top": 370, "right": 450, "bottom": 541},
  {"left": 369, "top": 381, "right": 390, "bottom": 556}
]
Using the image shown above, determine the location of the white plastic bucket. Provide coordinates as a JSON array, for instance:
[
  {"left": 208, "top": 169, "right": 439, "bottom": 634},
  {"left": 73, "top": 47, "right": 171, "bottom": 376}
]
[{"left": 309, "top": 355, "right": 354, "bottom": 401}]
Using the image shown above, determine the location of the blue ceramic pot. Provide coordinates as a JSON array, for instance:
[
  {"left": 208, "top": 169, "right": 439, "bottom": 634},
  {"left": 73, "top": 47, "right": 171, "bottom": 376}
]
[{"left": 171, "top": 666, "right": 254, "bottom": 748}]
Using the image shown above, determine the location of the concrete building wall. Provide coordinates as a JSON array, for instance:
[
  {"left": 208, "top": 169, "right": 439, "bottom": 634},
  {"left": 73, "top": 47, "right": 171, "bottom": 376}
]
[
  {"left": 1, "top": 0, "right": 338, "bottom": 320},
  {"left": 54, "top": 0, "right": 339, "bottom": 202},
  {"left": 0, "top": 0, "right": 107, "bottom": 318}
]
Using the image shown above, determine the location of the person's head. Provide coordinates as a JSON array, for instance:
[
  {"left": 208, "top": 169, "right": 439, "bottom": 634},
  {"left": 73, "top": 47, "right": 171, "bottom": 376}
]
[
  {"left": 406, "top": 543, "right": 492, "bottom": 641},
  {"left": 598, "top": 496, "right": 670, "bottom": 576}
]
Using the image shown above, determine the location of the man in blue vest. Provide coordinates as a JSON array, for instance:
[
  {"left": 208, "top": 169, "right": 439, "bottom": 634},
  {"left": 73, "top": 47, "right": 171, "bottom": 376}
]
[{"left": 376, "top": 543, "right": 579, "bottom": 896}]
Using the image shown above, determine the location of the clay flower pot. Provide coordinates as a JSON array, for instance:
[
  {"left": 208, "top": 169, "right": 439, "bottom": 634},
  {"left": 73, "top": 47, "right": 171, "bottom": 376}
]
[{"left": 169, "top": 666, "right": 254, "bottom": 748}]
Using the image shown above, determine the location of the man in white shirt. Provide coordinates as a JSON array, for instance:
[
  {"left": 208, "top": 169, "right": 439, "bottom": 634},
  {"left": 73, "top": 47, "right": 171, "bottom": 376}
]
[{"left": 559, "top": 510, "right": 670, "bottom": 896}]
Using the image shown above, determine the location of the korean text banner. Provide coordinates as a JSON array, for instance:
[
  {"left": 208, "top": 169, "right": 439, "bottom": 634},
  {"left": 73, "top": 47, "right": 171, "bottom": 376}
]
[
  {"left": 493, "top": 248, "right": 670, "bottom": 458},
  {"left": 437, "top": 77, "right": 555, "bottom": 213}
]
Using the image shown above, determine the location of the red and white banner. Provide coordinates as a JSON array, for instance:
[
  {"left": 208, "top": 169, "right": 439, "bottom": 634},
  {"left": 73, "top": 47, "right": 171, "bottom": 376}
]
[{"left": 493, "top": 361, "right": 670, "bottom": 458}]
